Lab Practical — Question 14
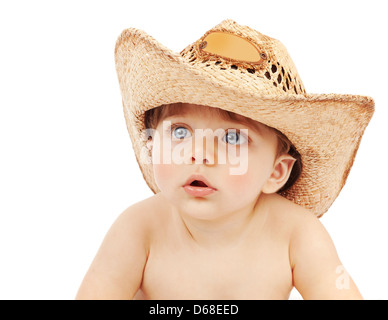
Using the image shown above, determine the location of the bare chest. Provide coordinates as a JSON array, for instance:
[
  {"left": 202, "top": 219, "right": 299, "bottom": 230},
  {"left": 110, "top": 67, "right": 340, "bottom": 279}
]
[{"left": 135, "top": 238, "right": 293, "bottom": 300}]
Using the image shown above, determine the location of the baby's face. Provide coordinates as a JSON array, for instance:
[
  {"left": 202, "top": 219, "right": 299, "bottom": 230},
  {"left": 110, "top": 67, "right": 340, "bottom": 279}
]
[{"left": 151, "top": 104, "right": 279, "bottom": 220}]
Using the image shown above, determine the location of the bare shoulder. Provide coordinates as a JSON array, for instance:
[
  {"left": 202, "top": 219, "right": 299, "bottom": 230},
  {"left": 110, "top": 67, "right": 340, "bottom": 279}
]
[
  {"left": 264, "top": 193, "right": 317, "bottom": 238},
  {"left": 283, "top": 199, "right": 332, "bottom": 255},
  {"left": 76, "top": 193, "right": 167, "bottom": 299},
  {"left": 124, "top": 192, "right": 171, "bottom": 230},
  {"left": 105, "top": 193, "right": 161, "bottom": 242},
  {"left": 104, "top": 192, "right": 171, "bottom": 253},
  {"left": 267, "top": 193, "right": 332, "bottom": 257},
  {"left": 275, "top": 195, "right": 363, "bottom": 299}
]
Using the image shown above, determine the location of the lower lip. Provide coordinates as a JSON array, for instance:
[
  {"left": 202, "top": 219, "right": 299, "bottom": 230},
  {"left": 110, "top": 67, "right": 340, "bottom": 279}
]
[{"left": 183, "top": 185, "right": 217, "bottom": 197}]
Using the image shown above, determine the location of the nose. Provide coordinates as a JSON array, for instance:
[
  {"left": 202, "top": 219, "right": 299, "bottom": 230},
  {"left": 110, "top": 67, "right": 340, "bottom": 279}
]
[{"left": 190, "top": 131, "right": 218, "bottom": 166}]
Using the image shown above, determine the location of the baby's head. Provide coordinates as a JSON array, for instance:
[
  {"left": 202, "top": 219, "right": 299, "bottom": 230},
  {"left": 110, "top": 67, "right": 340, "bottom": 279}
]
[{"left": 144, "top": 102, "right": 302, "bottom": 219}]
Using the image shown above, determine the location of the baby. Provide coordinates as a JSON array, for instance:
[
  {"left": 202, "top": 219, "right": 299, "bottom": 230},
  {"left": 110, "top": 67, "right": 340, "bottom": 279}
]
[
  {"left": 76, "top": 19, "right": 374, "bottom": 299},
  {"left": 76, "top": 102, "right": 362, "bottom": 300}
]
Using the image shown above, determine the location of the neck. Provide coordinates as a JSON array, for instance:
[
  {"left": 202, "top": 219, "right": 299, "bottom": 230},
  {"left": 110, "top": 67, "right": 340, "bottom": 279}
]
[{"left": 170, "top": 193, "right": 270, "bottom": 250}]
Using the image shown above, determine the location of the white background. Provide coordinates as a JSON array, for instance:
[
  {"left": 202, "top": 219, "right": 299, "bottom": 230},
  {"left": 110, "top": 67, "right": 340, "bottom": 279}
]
[{"left": 0, "top": 0, "right": 386, "bottom": 300}]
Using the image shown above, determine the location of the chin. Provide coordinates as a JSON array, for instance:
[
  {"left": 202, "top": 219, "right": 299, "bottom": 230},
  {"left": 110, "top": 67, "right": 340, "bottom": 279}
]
[{"left": 176, "top": 198, "right": 221, "bottom": 220}]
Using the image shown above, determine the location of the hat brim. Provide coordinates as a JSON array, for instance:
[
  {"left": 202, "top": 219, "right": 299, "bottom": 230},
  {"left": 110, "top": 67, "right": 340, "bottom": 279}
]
[{"left": 115, "top": 27, "right": 374, "bottom": 217}]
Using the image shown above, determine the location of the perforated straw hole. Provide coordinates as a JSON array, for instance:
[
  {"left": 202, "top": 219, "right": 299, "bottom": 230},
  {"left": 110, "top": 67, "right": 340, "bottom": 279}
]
[{"left": 201, "top": 59, "right": 210, "bottom": 67}]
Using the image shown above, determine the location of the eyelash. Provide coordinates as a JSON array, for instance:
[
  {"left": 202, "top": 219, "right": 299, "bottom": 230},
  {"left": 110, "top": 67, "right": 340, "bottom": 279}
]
[{"left": 165, "top": 123, "right": 251, "bottom": 145}]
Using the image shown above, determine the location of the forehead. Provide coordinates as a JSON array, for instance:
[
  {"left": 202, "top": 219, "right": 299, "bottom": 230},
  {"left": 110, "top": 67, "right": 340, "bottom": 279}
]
[{"left": 159, "top": 103, "right": 270, "bottom": 135}]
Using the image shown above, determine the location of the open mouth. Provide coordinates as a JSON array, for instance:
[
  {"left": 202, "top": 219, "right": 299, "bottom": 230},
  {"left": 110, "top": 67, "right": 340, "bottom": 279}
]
[
  {"left": 182, "top": 175, "right": 217, "bottom": 197},
  {"left": 183, "top": 178, "right": 216, "bottom": 197},
  {"left": 190, "top": 180, "right": 209, "bottom": 187}
]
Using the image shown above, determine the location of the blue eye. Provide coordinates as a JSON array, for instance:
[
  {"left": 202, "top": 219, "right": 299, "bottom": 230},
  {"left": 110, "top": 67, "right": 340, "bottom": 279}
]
[
  {"left": 223, "top": 130, "right": 248, "bottom": 145},
  {"left": 172, "top": 126, "right": 191, "bottom": 139}
]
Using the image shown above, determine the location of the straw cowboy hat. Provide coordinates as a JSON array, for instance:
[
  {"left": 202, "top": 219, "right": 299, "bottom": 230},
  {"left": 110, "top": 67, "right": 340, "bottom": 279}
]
[{"left": 114, "top": 19, "right": 374, "bottom": 217}]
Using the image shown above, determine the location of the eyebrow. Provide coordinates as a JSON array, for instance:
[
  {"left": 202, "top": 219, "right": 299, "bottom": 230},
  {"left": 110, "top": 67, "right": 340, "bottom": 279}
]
[{"left": 224, "top": 117, "right": 266, "bottom": 136}]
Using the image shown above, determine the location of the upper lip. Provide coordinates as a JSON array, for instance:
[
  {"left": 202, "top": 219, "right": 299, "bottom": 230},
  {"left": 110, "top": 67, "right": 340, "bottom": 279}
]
[{"left": 183, "top": 174, "right": 217, "bottom": 190}]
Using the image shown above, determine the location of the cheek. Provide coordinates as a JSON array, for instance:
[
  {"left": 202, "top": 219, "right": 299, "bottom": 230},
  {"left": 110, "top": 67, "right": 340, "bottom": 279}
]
[
  {"left": 225, "top": 171, "right": 261, "bottom": 199},
  {"left": 225, "top": 153, "right": 272, "bottom": 195},
  {"left": 227, "top": 173, "right": 251, "bottom": 188},
  {"left": 153, "top": 163, "right": 174, "bottom": 190},
  {"left": 151, "top": 133, "right": 174, "bottom": 190}
]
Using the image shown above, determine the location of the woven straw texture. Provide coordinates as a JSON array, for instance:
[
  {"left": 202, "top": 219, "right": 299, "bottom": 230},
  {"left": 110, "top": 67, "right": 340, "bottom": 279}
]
[{"left": 115, "top": 19, "right": 374, "bottom": 217}]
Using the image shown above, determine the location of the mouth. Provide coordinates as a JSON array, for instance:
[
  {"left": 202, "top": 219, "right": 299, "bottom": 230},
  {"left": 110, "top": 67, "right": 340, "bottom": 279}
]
[
  {"left": 183, "top": 174, "right": 217, "bottom": 197},
  {"left": 183, "top": 174, "right": 216, "bottom": 190},
  {"left": 189, "top": 180, "right": 209, "bottom": 187}
]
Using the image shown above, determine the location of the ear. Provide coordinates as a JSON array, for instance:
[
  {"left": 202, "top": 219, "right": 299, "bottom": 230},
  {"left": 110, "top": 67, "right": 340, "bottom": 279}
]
[{"left": 262, "top": 154, "right": 296, "bottom": 194}]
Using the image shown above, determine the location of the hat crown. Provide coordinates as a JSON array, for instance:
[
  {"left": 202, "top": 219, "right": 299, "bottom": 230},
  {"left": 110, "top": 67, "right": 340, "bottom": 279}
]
[{"left": 180, "top": 19, "right": 306, "bottom": 95}]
